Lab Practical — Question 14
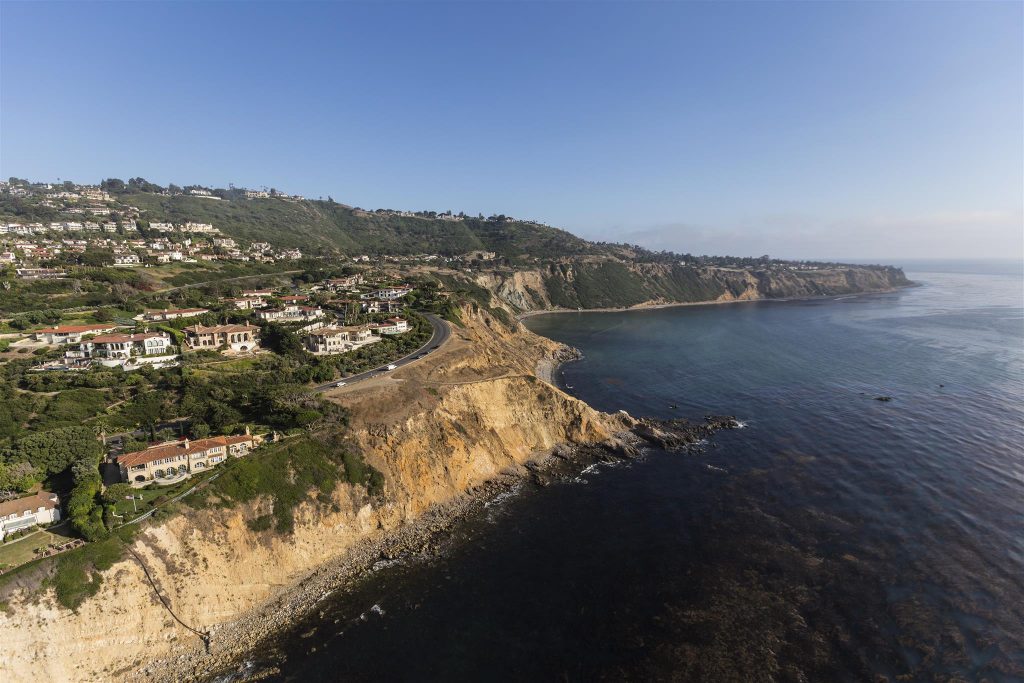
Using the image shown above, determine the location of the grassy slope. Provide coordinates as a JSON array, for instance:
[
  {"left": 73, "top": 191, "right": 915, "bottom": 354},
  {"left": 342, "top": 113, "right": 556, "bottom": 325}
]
[{"left": 125, "top": 194, "right": 590, "bottom": 258}]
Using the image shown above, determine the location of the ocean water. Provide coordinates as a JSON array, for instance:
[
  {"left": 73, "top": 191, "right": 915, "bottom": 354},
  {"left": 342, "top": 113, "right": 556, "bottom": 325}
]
[{"left": 232, "top": 266, "right": 1023, "bottom": 682}]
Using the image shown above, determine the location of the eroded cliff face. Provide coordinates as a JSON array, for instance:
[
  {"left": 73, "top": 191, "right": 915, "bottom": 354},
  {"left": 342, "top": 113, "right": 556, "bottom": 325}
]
[
  {"left": 0, "top": 308, "right": 624, "bottom": 683},
  {"left": 477, "top": 260, "right": 910, "bottom": 312}
]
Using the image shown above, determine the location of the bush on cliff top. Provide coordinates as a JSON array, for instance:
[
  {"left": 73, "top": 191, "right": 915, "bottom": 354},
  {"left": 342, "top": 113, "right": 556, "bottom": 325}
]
[
  {"left": 50, "top": 536, "right": 124, "bottom": 610},
  {"left": 210, "top": 434, "right": 384, "bottom": 534}
]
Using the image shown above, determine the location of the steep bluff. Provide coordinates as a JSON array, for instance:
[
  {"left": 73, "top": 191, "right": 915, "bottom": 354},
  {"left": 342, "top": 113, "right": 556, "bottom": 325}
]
[
  {"left": 476, "top": 260, "right": 910, "bottom": 312},
  {"left": 0, "top": 308, "right": 627, "bottom": 683}
]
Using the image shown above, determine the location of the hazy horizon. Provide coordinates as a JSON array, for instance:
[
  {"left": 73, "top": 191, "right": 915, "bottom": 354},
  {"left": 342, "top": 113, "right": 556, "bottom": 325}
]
[{"left": 2, "top": 1, "right": 1021, "bottom": 261}]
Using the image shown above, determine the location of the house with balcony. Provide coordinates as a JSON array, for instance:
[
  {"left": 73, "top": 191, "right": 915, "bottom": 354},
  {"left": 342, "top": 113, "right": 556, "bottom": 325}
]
[
  {"left": 256, "top": 304, "right": 324, "bottom": 323},
  {"left": 304, "top": 325, "right": 379, "bottom": 355},
  {"left": 0, "top": 491, "right": 61, "bottom": 541},
  {"left": 113, "top": 254, "right": 141, "bottom": 266},
  {"left": 369, "top": 317, "right": 410, "bottom": 335},
  {"left": 33, "top": 324, "right": 118, "bottom": 345},
  {"left": 324, "top": 274, "right": 364, "bottom": 292},
  {"left": 183, "top": 322, "right": 259, "bottom": 353},
  {"left": 141, "top": 307, "right": 209, "bottom": 322},
  {"left": 116, "top": 433, "right": 258, "bottom": 484},
  {"left": 361, "top": 299, "right": 404, "bottom": 314},
  {"left": 225, "top": 296, "right": 267, "bottom": 310},
  {"left": 81, "top": 331, "right": 177, "bottom": 368}
]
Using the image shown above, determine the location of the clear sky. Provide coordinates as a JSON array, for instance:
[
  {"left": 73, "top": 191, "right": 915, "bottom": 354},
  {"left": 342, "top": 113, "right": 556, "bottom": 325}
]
[{"left": 1, "top": 1, "right": 1021, "bottom": 261}]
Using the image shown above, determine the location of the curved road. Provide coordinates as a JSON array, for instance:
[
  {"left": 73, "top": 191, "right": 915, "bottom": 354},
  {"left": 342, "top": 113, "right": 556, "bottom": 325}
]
[{"left": 313, "top": 312, "right": 451, "bottom": 392}]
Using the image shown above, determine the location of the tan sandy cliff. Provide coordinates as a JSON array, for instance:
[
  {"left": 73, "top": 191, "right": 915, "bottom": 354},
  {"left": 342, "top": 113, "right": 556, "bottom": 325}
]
[{"left": 0, "top": 306, "right": 627, "bottom": 683}]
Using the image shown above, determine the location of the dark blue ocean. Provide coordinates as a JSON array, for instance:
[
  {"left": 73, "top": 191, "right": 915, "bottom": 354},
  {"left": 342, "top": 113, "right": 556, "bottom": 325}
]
[{"left": 237, "top": 265, "right": 1024, "bottom": 682}]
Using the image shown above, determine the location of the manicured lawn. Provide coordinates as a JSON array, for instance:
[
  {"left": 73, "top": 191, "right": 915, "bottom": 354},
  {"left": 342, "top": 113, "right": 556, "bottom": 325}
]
[
  {"left": 0, "top": 522, "right": 77, "bottom": 570},
  {"left": 111, "top": 468, "right": 220, "bottom": 520}
]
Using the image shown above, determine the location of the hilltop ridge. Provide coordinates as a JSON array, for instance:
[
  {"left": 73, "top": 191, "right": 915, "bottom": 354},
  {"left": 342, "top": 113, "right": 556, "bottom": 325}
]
[{"left": 3, "top": 177, "right": 903, "bottom": 271}]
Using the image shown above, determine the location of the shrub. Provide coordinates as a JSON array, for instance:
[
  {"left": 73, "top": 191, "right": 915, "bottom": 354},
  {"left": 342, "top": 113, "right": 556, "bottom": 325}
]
[
  {"left": 51, "top": 537, "right": 123, "bottom": 610},
  {"left": 247, "top": 514, "right": 273, "bottom": 532}
]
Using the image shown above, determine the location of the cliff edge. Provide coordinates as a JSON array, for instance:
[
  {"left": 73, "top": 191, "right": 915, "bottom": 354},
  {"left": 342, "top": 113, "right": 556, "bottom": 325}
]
[{"left": 0, "top": 307, "right": 629, "bottom": 683}]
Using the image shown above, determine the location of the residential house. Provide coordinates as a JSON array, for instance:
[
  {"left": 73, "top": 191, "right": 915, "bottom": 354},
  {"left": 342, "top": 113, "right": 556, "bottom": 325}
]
[
  {"left": 256, "top": 305, "right": 324, "bottom": 323},
  {"left": 33, "top": 324, "right": 118, "bottom": 345},
  {"left": 142, "top": 307, "right": 209, "bottom": 322},
  {"left": 182, "top": 222, "right": 216, "bottom": 234},
  {"left": 360, "top": 286, "right": 412, "bottom": 301},
  {"left": 113, "top": 254, "right": 141, "bottom": 266},
  {"left": 0, "top": 491, "right": 61, "bottom": 541},
  {"left": 304, "top": 326, "right": 379, "bottom": 355},
  {"left": 16, "top": 267, "right": 66, "bottom": 280},
  {"left": 361, "top": 299, "right": 403, "bottom": 314},
  {"left": 369, "top": 317, "right": 410, "bottom": 335},
  {"left": 324, "top": 274, "right": 364, "bottom": 292},
  {"left": 183, "top": 322, "right": 259, "bottom": 352},
  {"left": 117, "top": 434, "right": 257, "bottom": 484},
  {"left": 225, "top": 297, "right": 267, "bottom": 310},
  {"left": 82, "top": 331, "right": 176, "bottom": 367}
]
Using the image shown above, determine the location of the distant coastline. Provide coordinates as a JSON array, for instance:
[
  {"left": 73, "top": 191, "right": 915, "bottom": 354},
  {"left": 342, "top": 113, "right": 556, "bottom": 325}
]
[{"left": 517, "top": 285, "right": 913, "bottom": 322}]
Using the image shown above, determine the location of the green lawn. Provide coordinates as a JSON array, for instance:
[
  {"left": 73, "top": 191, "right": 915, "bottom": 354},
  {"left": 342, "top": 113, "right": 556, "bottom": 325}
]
[
  {"left": 0, "top": 522, "right": 76, "bottom": 570},
  {"left": 111, "top": 468, "right": 220, "bottom": 520}
]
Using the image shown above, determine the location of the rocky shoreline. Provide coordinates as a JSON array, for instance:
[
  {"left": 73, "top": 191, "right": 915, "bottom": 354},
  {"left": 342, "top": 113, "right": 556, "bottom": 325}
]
[
  {"left": 535, "top": 344, "right": 582, "bottom": 385},
  {"left": 516, "top": 285, "right": 915, "bottom": 322},
  {"left": 134, "top": 415, "right": 738, "bottom": 683}
]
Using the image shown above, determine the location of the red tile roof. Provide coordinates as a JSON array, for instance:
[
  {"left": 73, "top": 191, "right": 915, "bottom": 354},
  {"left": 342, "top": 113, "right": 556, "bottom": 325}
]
[
  {"left": 90, "top": 332, "right": 167, "bottom": 343},
  {"left": 183, "top": 324, "right": 255, "bottom": 335},
  {"left": 118, "top": 435, "right": 254, "bottom": 468}
]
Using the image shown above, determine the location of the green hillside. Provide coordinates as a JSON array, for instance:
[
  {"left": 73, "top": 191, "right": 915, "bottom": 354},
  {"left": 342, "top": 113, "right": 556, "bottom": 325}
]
[{"left": 124, "top": 193, "right": 591, "bottom": 260}]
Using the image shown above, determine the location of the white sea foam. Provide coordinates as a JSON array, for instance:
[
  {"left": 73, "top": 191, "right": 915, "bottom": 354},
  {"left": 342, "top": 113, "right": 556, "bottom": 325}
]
[{"left": 484, "top": 485, "right": 521, "bottom": 509}]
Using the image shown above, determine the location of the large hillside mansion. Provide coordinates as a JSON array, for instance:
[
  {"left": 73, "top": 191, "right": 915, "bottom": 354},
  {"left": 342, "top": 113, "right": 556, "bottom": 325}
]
[
  {"left": 183, "top": 322, "right": 260, "bottom": 353},
  {"left": 256, "top": 304, "right": 324, "bottom": 323},
  {"left": 0, "top": 491, "right": 61, "bottom": 541},
  {"left": 369, "top": 317, "right": 410, "bottom": 335},
  {"left": 116, "top": 433, "right": 259, "bottom": 484},
  {"left": 303, "top": 317, "right": 409, "bottom": 355},
  {"left": 305, "top": 325, "right": 379, "bottom": 355},
  {"left": 33, "top": 324, "right": 118, "bottom": 345},
  {"left": 139, "top": 307, "right": 209, "bottom": 322},
  {"left": 65, "top": 331, "right": 179, "bottom": 370}
]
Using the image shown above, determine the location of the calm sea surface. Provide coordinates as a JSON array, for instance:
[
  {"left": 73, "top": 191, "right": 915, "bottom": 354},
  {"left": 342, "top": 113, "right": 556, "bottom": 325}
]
[{"left": 232, "top": 266, "right": 1024, "bottom": 682}]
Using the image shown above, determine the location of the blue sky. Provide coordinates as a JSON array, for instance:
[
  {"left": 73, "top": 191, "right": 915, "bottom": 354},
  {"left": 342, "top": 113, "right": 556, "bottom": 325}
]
[{"left": 1, "top": 1, "right": 1021, "bottom": 260}]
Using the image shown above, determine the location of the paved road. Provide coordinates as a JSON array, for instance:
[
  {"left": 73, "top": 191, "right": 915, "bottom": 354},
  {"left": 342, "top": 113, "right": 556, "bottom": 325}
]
[{"left": 313, "top": 312, "right": 451, "bottom": 392}]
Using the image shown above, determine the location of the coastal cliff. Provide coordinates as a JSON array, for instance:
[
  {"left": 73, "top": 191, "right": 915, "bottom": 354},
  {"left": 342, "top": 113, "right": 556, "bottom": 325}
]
[
  {"left": 475, "top": 260, "right": 910, "bottom": 312},
  {"left": 0, "top": 307, "right": 629, "bottom": 683}
]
